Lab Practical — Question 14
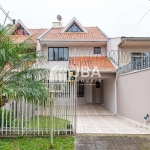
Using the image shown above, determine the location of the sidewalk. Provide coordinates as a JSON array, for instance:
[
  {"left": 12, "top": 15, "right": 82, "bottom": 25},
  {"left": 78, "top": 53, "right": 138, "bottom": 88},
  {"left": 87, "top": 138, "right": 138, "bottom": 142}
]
[{"left": 75, "top": 134, "right": 150, "bottom": 150}]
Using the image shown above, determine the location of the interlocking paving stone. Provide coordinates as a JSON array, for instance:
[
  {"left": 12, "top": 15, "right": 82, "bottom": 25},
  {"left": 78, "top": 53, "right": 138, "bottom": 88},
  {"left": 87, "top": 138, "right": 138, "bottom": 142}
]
[{"left": 76, "top": 104, "right": 150, "bottom": 134}]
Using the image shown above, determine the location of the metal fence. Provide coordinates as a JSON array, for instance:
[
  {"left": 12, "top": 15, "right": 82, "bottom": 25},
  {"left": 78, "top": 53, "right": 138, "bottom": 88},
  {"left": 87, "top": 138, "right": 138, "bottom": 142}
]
[
  {"left": 118, "top": 54, "right": 150, "bottom": 75},
  {"left": 0, "top": 81, "right": 76, "bottom": 136}
]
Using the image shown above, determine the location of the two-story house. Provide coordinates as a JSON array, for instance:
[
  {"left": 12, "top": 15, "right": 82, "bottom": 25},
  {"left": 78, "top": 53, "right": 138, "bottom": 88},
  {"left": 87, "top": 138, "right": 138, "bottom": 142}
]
[
  {"left": 8, "top": 17, "right": 150, "bottom": 131},
  {"left": 36, "top": 17, "right": 118, "bottom": 114}
]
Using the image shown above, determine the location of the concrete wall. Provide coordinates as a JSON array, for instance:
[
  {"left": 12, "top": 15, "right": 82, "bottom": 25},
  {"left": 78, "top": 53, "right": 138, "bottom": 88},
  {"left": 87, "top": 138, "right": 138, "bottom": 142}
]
[
  {"left": 92, "top": 81, "right": 102, "bottom": 103},
  {"left": 107, "top": 38, "right": 121, "bottom": 63},
  {"left": 85, "top": 81, "right": 93, "bottom": 103},
  {"left": 117, "top": 69, "right": 150, "bottom": 124},
  {"left": 40, "top": 45, "right": 107, "bottom": 56},
  {"left": 77, "top": 80, "right": 102, "bottom": 105},
  {"left": 103, "top": 78, "right": 116, "bottom": 114},
  {"left": 76, "top": 73, "right": 116, "bottom": 105},
  {"left": 77, "top": 78, "right": 117, "bottom": 108},
  {"left": 69, "top": 46, "right": 107, "bottom": 57},
  {"left": 37, "top": 45, "right": 107, "bottom": 70}
]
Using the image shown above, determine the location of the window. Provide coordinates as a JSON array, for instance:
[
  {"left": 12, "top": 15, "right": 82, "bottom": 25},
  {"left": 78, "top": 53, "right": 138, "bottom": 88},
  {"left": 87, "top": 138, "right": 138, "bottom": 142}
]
[
  {"left": 12, "top": 25, "right": 29, "bottom": 35},
  {"left": 67, "top": 23, "right": 83, "bottom": 32},
  {"left": 77, "top": 81, "right": 84, "bottom": 97},
  {"left": 131, "top": 52, "right": 150, "bottom": 70},
  {"left": 48, "top": 48, "right": 69, "bottom": 61},
  {"left": 94, "top": 47, "right": 101, "bottom": 54}
]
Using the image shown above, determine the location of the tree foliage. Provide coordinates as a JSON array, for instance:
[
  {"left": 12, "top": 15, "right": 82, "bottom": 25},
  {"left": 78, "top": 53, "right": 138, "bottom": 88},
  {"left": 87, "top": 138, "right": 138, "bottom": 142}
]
[{"left": 0, "top": 24, "right": 49, "bottom": 105}]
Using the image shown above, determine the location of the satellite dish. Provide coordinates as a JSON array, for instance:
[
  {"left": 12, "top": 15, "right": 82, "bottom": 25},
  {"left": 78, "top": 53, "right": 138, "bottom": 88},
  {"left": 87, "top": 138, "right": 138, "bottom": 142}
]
[{"left": 57, "top": 15, "right": 62, "bottom": 22}]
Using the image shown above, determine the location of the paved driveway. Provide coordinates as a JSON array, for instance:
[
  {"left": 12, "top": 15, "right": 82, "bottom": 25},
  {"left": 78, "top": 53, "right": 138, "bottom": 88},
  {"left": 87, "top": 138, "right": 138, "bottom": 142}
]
[{"left": 76, "top": 104, "right": 150, "bottom": 134}]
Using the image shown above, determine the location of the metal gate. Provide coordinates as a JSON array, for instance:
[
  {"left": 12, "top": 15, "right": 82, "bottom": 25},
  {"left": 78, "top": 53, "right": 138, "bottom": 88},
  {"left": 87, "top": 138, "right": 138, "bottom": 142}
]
[{"left": 0, "top": 81, "right": 76, "bottom": 136}]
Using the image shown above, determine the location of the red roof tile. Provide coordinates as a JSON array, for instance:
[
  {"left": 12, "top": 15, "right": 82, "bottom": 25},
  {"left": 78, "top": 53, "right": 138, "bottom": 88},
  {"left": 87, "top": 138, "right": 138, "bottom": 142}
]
[
  {"left": 43, "top": 27, "right": 107, "bottom": 40},
  {"left": 10, "top": 29, "right": 48, "bottom": 43},
  {"left": 29, "top": 29, "right": 48, "bottom": 42},
  {"left": 10, "top": 35, "right": 33, "bottom": 43},
  {"left": 69, "top": 56, "right": 116, "bottom": 70}
]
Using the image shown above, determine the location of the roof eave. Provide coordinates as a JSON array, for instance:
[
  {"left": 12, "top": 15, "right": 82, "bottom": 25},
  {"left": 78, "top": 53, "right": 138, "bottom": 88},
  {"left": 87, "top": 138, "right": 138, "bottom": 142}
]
[
  {"left": 40, "top": 39, "right": 108, "bottom": 42},
  {"left": 15, "top": 20, "right": 32, "bottom": 35},
  {"left": 121, "top": 37, "right": 150, "bottom": 41},
  {"left": 96, "top": 26, "right": 109, "bottom": 39},
  {"left": 118, "top": 37, "right": 150, "bottom": 47},
  {"left": 68, "top": 69, "right": 117, "bottom": 72},
  {"left": 37, "top": 28, "right": 52, "bottom": 40}
]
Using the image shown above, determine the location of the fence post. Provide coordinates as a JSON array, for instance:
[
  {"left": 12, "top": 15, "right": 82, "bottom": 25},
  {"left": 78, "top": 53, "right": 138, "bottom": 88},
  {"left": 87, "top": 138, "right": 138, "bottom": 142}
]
[
  {"left": 50, "top": 92, "right": 54, "bottom": 149},
  {"left": 2, "top": 106, "right": 4, "bottom": 135}
]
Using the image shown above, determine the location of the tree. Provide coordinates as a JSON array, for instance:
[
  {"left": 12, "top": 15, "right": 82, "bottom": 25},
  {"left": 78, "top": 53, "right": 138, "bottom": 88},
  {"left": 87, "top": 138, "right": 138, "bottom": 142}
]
[
  {"left": 0, "top": 24, "right": 49, "bottom": 105},
  {"left": 0, "top": 22, "right": 56, "bottom": 149}
]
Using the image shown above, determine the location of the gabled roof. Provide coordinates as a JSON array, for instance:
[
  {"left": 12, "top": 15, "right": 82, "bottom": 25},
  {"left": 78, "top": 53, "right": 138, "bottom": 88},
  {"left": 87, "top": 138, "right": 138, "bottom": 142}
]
[
  {"left": 10, "top": 20, "right": 32, "bottom": 35},
  {"left": 61, "top": 17, "right": 88, "bottom": 33},
  {"left": 41, "top": 17, "right": 108, "bottom": 41},
  {"left": 9, "top": 28, "right": 48, "bottom": 43},
  {"left": 42, "top": 27, "right": 107, "bottom": 41},
  {"left": 69, "top": 56, "right": 116, "bottom": 71},
  {"left": 8, "top": 19, "right": 48, "bottom": 43},
  {"left": 28, "top": 29, "right": 48, "bottom": 42}
]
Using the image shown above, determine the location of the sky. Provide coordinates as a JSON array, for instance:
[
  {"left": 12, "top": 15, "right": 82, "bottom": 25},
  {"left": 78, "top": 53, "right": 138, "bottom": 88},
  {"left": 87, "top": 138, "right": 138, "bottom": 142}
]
[{"left": 0, "top": 0, "right": 150, "bottom": 37}]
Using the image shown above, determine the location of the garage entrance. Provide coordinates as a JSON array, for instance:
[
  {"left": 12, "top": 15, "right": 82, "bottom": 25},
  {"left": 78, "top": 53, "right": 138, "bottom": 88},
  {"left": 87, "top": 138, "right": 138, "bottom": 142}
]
[
  {"left": 76, "top": 77, "right": 150, "bottom": 134},
  {"left": 76, "top": 104, "right": 150, "bottom": 134},
  {"left": 77, "top": 76, "right": 117, "bottom": 114}
]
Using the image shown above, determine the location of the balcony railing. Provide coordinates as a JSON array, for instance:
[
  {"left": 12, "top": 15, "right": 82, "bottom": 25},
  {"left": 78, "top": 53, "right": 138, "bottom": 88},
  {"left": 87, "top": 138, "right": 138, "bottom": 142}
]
[{"left": 118, "top": 54, "right": 150, "bottom": 75}]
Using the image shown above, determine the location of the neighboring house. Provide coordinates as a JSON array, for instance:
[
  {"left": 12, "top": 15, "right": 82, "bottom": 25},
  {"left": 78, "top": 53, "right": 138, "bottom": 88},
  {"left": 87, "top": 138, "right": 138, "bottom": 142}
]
[
  {"left": 118, "top": 37, "right": 150, "bottom": 69},
  {"left": 9, "top": 19, "right": 48, "bottom": 50}
]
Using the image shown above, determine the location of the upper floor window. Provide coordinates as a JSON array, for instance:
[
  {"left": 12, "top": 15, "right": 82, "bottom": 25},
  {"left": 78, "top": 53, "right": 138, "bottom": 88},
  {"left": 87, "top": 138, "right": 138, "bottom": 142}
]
[
  {"left": 67, "top": 23, "right": 83, "bottom": 32},
  {"left": 48, "top": 48, "right": 69, "bottom": 61},
  {"left": 94, "top": 47, "right": 101, "bottom": 54},
  {"left": 13, "top": 25, "right": 29, "bottom": 35}
]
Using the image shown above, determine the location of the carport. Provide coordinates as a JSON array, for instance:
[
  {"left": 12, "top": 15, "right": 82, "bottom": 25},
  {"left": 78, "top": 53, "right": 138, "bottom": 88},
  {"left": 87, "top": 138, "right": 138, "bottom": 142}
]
[
  {"left": 76, "top": 74, "right": 150, "bottom": 134},
  {"left": 76, "top": 104, "right": 150, "bottom": 134},
  {"left": 76, "top": 72, "right": 117, "bottom": 114}
]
